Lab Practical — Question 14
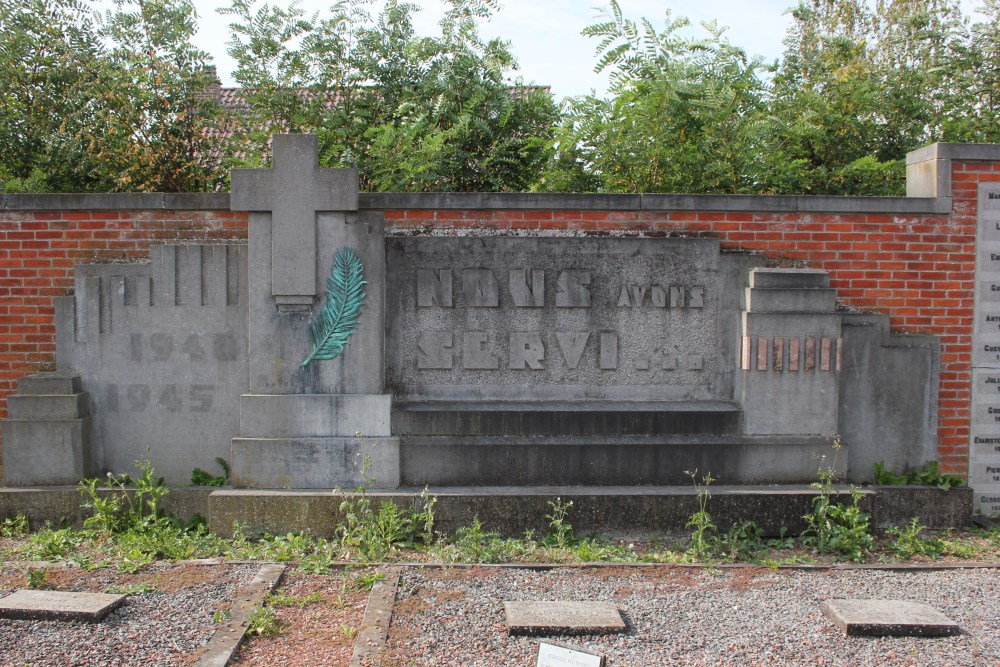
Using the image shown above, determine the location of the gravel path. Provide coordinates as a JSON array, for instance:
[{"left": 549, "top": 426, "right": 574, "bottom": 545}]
[
  {"left": 0, "top": 562, "right": 260, "bottom": 666},
  {"left": 385, "top": 566, "right": 1000, "bottom": 667}
]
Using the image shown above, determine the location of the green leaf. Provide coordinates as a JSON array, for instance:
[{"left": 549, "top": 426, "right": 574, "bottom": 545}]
[{"left": 301, "top": 247, "right": 366, "bottom": 367}]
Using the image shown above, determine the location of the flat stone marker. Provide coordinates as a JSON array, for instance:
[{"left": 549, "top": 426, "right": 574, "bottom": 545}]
[
  {"left": 504, "top": 601, "right": 626, "bottom": 636},
  {"left": 821, "top": 599, "right": 962, "bottom": 637},
  {"left": 0, "top": 590, "right": 125, "bottom": 622}
]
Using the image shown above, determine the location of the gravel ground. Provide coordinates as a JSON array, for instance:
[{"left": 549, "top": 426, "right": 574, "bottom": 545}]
[
  {"left": 232, "top": 569, "right": 369, "bottom": 666},
  {"left": 0, "top": 561, "right": 260, "bottom": 666},
  {"left": 385, "top": 565, "right": 1000, "bottom": 667}
]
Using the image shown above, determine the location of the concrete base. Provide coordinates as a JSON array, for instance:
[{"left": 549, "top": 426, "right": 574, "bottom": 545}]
[
  {"left": 0, "top": 486, "right": 214, "bottom": 528},
  {"left": 205, "top": 484, "right": 972, "bottom": 538},
  {"left": 0, "top": 484, "right": 972, "bottom": 539},
  {"left": 1, "top": 418, "right": 93, "bottom": 485},
  {"left": 231, "top": 436, "right": 400, "bottom": 489}
]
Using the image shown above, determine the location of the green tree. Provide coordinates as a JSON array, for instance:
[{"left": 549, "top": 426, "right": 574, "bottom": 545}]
[
  {"left": 220, "top": 0, "right": 559, "bottom": 191},
  {"left": 0, "top": 0, "right": 103, "bottom": 192},
  {"left": 0, "top": 0, "right": 221, "bottom": 192},
  {"left": 540, "top": 1, "right": 769, "bottom": 194}
]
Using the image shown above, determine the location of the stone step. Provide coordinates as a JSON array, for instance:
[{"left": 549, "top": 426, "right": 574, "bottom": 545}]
[
  {"left": 205, "top": 485, "right": 973, "bottom": 538},
  {"left": 16, "top": 373, "right": 81, "bottom": 396},
  {"left": 399, "top": 434, "right": 839, "bottom": 486},
  {"left": 391, "top": 400, "right": 741, "bottom": 436}
]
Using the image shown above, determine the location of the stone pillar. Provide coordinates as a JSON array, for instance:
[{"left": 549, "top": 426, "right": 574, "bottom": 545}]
[
  {"left": 229, "top": 134, "right": 398, "bottom": 489},
  {"left": 736, "top": 268, "right": 843, "bottom": 441},
  {"left": 1, "top": 373, "right": 93, "bottom": 485}
]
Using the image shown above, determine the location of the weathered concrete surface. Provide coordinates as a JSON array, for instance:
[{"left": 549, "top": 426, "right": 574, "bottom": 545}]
[
  {"left": 1, "top": 373, "right": 93, "bottom": 486},
  {"left": 386, "top": 237, "right": 739, "bottom": 403},
  {"left": 839, "top": 314, "right": 939, "bottom": 481},
  {"left": 205, "top": 485, "right": 971, "bottom": 538},
  {"left": 0, "top": 590, "right": 124, "bottom": 622},
  {"left": 240, "top": 394, "right": 393, "bottom": 438},
  {"left": 504, "top": 601, "right": 626, "bottom": 636},
  {"left": 0, "top": 486, "right": 213, "bottom": 528},
  {"left": 231, "top": 436, "right": 399, "bottom": 489},
  {"left": 870, "top": 485, "right": 973, "bottom": 531},
  {"left": 349, "top": 567, "right": 401, "bottom": 667},
  {"left": 53, "top": 245, "right": 250, "bottom": 485},
  {"left": 821, "top": 599, "right": 961, "bottom": 637},
  {"left": 399, "top": 435, "right": 842, "bottom": 486}
]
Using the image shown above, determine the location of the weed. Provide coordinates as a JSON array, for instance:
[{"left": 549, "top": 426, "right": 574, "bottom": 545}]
[
  {"left": 765, "top": 527, "right": 795, "bottom": 550},
  {"left": 191, "top": 458, "right": 230, "bottom": 487},
  {"left": 715, "top": 520, "right": 764, "bottom": 562},
  {"left": 354, "top": 570, "right": 385, "bottom": 591},
  {"left": 872, "top": 460, "right": 964, "bottom": 491},
  {"left": 909, "top": 461, "right": 964, "bottom": 491},
  {"left": 439, "top": 517, "right": 537, "bottom": 563},
  {"left": 25, "top": 567, "right": 48, "bottom": 589},
  {"left": 544, "top": 498, "right": 575, "bottom": 549},
  {"left": 802, "top": 441, "right": 873, "bottom": 562},
  {"left": 685, "top": 470, "right": 718, "bottom": 561},
  {"left": 104, "top": 582, "right": 156, "bottom": 595},
  {"left": 0, "top": 513, "right": 29, "bottom": 538},
  {"left": 246, "top": 606, "right": 283, "bottom": 637},
  {"left": 887, "top": 518, "right": 944, "bottom": 560},
  {"left": 213, "top": 608, "right": 232, "bottom": 624},
  {"left": 266, "top": 592, "right": 322, "bottom": 608},
  {"left": 79, "top": 459, "right": 169, "bottom": 535},
  {"left": 339, "top": 624, "right": 358, "bottom": 639},
  {"left": 336, "top": 456, "right": 437, "bottom": 562},
  {"left": 872, "top": 461, "right": 908, "bottom": 485},
  {"left": 25, "top": 526, "right": 87, "bottom": 563}
]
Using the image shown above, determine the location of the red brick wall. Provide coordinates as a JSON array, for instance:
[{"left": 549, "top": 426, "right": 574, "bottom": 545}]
[{"left": 3, "top": 159, "right": 998, "bottom": 478}]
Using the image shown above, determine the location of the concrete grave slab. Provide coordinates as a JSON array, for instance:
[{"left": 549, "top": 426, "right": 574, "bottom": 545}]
[
  {"left": 0, "top": 590, "right": 125, "bottom": 622},
  {"left": 504, "top": 601, "right": 626, "bottom": 636},
  {"left": 821, "top": 599, "right": 962, "bottom": 637}
]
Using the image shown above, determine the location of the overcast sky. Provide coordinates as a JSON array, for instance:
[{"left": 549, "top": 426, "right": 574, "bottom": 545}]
[{"left": 184, "top": 0, "right": 985, "bottom": 100}]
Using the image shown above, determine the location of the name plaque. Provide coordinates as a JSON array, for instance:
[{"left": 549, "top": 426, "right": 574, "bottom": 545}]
[
  {"left": 536, "top": 640, "right": 605, "bottom": 667},
  {"left": 971, "top": 183, "right": 1000, "bottom": 516}
]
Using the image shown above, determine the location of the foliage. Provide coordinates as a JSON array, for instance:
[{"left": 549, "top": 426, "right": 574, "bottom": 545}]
[
  {"left": 25, "top": 567, "right": 49, "bottom": 590},
  {"left": 542, "top": 1, "right": 768, "bottom": 194},
  {"left": 685, "top": 470, "right": 719, "bottom": 561},
  {"left": 335, "top": 457, "right": 436, "bottom": 562},
  {"left": 79, "top": 460, "right": 170, "bottom": 535},
  {"left": 440, "top": 516, "right": 530, "bottom": 563},
  {"left": 802, "top": 443, "right": 874, "bottom": 562},
  {"left": 873, "top": 460, "right": 964, "bottom": 491},
  {"left": 872, "top": 461, "right": 909, "bottom": 485},
  {"left": 0, "top": 513, "right": 29, "bottom": 538},
  {"left": 909, "top": 460, "right": 965, "bottom": 491},
  {"left": 543, "top": 498, "right": 575, "bottom": 549},
  {"left": 105, "top": 582, "right": 156, "bottom": 595},
  {"left": 221, "top": 0, "right": 559, "bottom": 192},
  {"left": 0, "top": 0, "right": 222, "bottom": 193},
  {"left": 246, "top": 605, "right": 283, "bottom": 636},
  {"left": 887, "top": 517, "right": 944, "bottom": 559},
  {"left": 191, "top": 457, "right": 231, "bottom": 487},
  {"left": 353, "top": 569, "right": 385, "bottom": 590}
]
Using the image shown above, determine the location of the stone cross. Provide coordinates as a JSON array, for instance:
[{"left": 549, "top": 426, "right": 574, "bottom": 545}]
[{"left": 230, "top": 134, "right": 358, "bottom": 309}]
